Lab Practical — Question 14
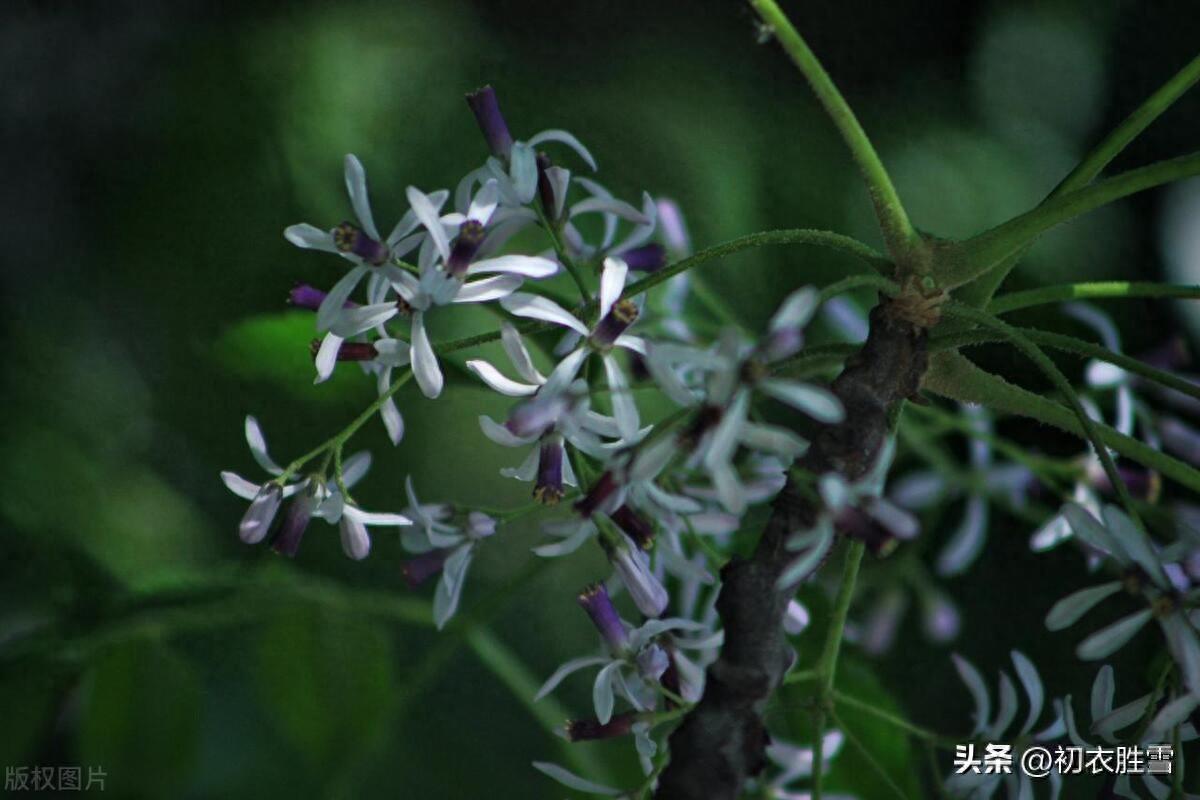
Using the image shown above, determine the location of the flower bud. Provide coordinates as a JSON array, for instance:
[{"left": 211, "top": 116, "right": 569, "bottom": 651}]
[
  {"left": 609, "top": 544, "right": 668, "bottom": 618},
  {"left": 401, "top": 548, "right": 451, "bottom": 588},
  {"left": 239, "top": 484, "right": 282, "bottom": 544},
  {"left": 465, "top": 86, "right": 514, "bottom": 159},
  {"left": 577, "top": 583, "right": 628, "bottom": 653},
  {"left": 272, "top": 488, "right": 317, "bottom": 557},
  {"left": 339, "top": 513, "right": 371, "bottom": 560}
]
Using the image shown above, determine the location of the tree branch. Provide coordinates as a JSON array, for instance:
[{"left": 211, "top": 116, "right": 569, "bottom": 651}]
[{"left": 655, "top": 297, "right": 930, "bottom": 800}]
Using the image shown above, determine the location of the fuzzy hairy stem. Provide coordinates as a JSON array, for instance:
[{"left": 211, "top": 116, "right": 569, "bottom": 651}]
[
  {"left": 655, "top": 298, "right": 929, "bottom": 800},
  {"left": 747, "top": 0, "right": 921, "bottom": 265}
]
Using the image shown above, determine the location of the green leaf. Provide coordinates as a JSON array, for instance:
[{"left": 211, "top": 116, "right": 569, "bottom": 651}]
[
  {"left": 254, "top": 604, "right": 397, "bottom": 770},
  {"left": 824, "top": 656, "right": 923, "bottom": 798},
  {"left": 79, "top": 642, "right": 202, "bottom": 798}
]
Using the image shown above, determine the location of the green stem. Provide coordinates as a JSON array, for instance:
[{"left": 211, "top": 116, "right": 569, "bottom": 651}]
[
  {"left": 624, "top": 228, "right": 891, "bottom": 300},
  {"left": 536, "top": 205, "right": 591, "bottom": 300},
  {"left": 940, "top": 303, "right": 1137, "bottom": 518},
  {"left": 818, "top": 273, "right": 898, "bottom": 302},
  {"left": 278, "top": 370, "right": 414, "bottom": 480},
  {"left": 832, "top": 689, "right": 954, "bottom": 747},
  {"left": 1053, "top": 54, "right": 1200, "bottom": 198},
  {"left": 928, "top": 325, "right": 1200, "bottom": 406},
  {"left": 812, "top": 707, "right": 828, "bottom": 800},
  {"left": 811, "top": 540, "right": 865, "bottom": 799},
  {"left": 923, "top": 350, "right": 1200, "bottom": 493},
  {"left": 945, "top": 152, "right": 1200, "bottom": 288},
  {"left": 818, "top": 541, "right": 866, "bottom": 696},
  {"left": 988, "top": 281, "right": 1200, "bottom": 315},
  {"left": 955, "top": 53, "right": 1200, "bottom": 306},
  {"left": 747, "top": 0, "right": 920, "bottom": 263}
]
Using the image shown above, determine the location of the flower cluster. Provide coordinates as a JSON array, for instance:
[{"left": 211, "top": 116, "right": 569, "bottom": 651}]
[{"left": 221, "top": 83, "right": 1200, "bottom": 799}]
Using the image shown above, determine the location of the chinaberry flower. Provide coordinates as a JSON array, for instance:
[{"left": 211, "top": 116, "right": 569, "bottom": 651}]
[
  {"left": 220, "top": 416, "right": 410, "bottom": 558},
  {"left": 383, "top": 180, "right": 558, "bottom": 399},
  {"left": 535, "top": 586, "right": 704, "bottom": 724},
  {"left": 647, "top": 287, "right": 843, "bottom": 513},
  {"left": 1070, "top": 666, "right": 1199, "bottom": 800},
  {"left": 1044, "top": 503, "right": 1200, "bottom": 694},
  {"left": 760, "top": 730, "right": 848, "bottom": 800},
  {"left": 946, "top": 651, "right": 1064, "bottom": 800},
  {"left": 778, "top": 438, "right": 917, "bottom": 588},
  {"left": 890, "top": 406, "right": 1030, "bottom": 576},
  {"left": 465, "top": 85, "right": 597, "bottom": 208},
  {"left": 398, "top": 476, "right": 497, "bottom": 628},
  {"left": 501, "top": 257, "right": 646, "bottom": 440},
  {"left": 284, "top": 155, "right": 422, "bottom": 334},
  {"left": 466, "top": 325, "right": 636, "bottom": 502}
]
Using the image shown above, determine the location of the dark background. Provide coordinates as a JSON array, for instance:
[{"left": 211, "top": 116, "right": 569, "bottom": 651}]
[{"left": 2, "top": 0, "right": 1197, "bottom": 796}]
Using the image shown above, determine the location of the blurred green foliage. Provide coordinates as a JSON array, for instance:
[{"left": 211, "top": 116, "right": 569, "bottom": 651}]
[{"left": 2, "top": 0, "right": 1197, "bottom": 796}]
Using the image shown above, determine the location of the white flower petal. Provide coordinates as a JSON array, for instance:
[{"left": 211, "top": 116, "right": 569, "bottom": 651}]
[
  {"left": 528, "top": 128, "right": 597, "bottom": 170},
  {"left": 777, "top": 522, "right": 833, "bottom": 587},
  {"left": 541, "top": 347, "right": 589, "bottom": 395},
  {"left": 500, "top": 293, "right": 588, "bottom": 335},
  {"left": 500, "top": 446, "right": 540, "bottom": 482},
  {"left": 500, "top": 322, "right": 545, "bottom": 385},
  {"left": 593, "top": 661, "right": 620, "bottom": 724},
  {"left": 467, "top": 254, "right": 558, "bottom": 278},
  {"left": 534, "top": 655, "right": 610, "bottom": 701},
  {"left": 770, "top": 286, "right": 819, "bottom": 332},
  {"left": 599, "top": 257, "right": 628, "bottom": 319},
  {"left": 1076, "top": 609, "right": 1154, "bottom": 660},
  {"left": 410, "top": 312, "right": 443, "bottom": 399},
  {"left": 509, "top": 142, "right": 538, "bottom": 204},
  {"left": 704, "top": 390, "right": 750, "bottom": 468},
  {"left": 284, "top": 223, "right": 337, "bottom": 253},
  {"left": 330, "top": 455, "right": 369, "bottom": 496},
  {"left": 953, "top": 653, "right": 991, "bottom": 736},
  {"left": 986, "top": 671, "right": 1019, "bottom": 739},
  {"left": 602, "top": 354, "right": 639, "bottom": 441},
  {"left": 936, "top": 495, "right": 989, "bottom": 576},
  {"left": 221, "top": 471, "right": 262, "bottom": 500},
  {"left": 329, "top": 302, "right": 398, "bottom": 338},
  {"left": 467, "top": 179, "right": 499, "bottom": 225},
  {"left": 1102, "top": 504, "right": 1168, "bottom": 589},
  {"left": 758, "top": 379, "right": 845, "bottom": 423},
  {"left": 343, "top": 154, "right": 380, "bottom": 241},
  {"left": 244, "top": 415, "right": 283, "bottom": 475},
  {"left": 313, "top": 333, "right": 343, "bottom": 384},
  {"left": 433, "top": 546, "right": 472, "bottom": 629},
  {"left": 1162, "top": 613, "right": 1200, "bottom": 695},
  {"left": 479, "top": 415, "right": 537, "bottom": 447},
  {"left": 316, "top": 265, "right": 368, "bottom": 332},
  {"left": 338, "top": 513, "right": 371, "bottom": 560},
  {"left": 533, "top": 521, "right": 595, "bottom": 557},
  {"left": 466, "top": 360, "right": 539, "bottom": 396},
  {"left": 1090, "top": 664, "right": 1115, "bottom": 730},
  {"left": 1045, "top": 581, "right": 1122, "bottom": 631},
  {"left": 570, "top": 195, "right": 649, "bottom": 223},
  {"left": 1063, "top": 503, "right": 1123, "bottom": 560},
  {"left": 1011, "top": 651, "right": 1044, "bottom": 735},
  {"left": 406, "top": 186, "right": 451, "bottom": 261},
  {"left": 454, "top": 274, "right": 523, "bottom": 303}
]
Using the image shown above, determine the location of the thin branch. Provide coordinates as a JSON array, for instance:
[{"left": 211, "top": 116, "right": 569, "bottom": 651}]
[
  {"left": 923, "top": 350, "right": 1200, "bottom": 493},
  {"left": 941, "top": 303, "right": 1137, "bottom": 516},
  {"left": 943, "top": 152, "right": 1200, "bottom": 288},
  {"left": 955, "top": 52, "right": 1200, "bottom": 306},
  {"left": 988, "top": 281, "right": 1200, "bottom": 314},
  {"left": 746, "top": 0, "right": 920, "bottom": 263}
]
